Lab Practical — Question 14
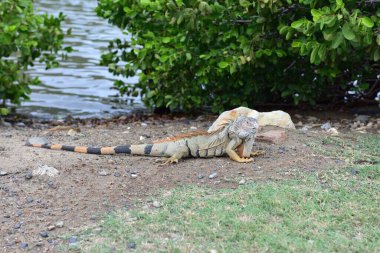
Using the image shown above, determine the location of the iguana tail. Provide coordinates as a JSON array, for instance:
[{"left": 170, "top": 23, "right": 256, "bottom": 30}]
[{"left": 26, "top": 137, "right": 165, "bottom": 156}]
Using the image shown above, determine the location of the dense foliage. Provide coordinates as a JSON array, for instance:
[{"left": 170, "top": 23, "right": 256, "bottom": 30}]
[
  {"left": 0, "top": 0, "right": 71, "bottom": 115},
  {"left": 97, "top": 0, "right": 379, "bottom": 112}
]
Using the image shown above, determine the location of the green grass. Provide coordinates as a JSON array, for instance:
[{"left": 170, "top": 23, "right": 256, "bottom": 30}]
[{"left": 77, "top": 133, "right": 380, "bottom": 253}]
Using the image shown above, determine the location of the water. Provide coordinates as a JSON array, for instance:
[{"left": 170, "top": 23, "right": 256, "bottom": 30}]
[{"left": 18, "top": 0, "right": 142, "bottom": 119}]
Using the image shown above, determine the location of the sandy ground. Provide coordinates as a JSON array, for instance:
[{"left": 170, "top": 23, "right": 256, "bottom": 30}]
[{"left": 0, "top": 112, "right": 378, "bottom": 252}]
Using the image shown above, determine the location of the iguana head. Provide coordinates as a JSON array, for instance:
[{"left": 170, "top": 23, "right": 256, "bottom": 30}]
[{"left": 228, "top": 116, "right": 258, "bottom": 140}]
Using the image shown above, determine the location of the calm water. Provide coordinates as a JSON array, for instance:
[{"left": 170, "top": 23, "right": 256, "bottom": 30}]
[{"left": 19, "top": 0, "right": 142, "bottom": 119}]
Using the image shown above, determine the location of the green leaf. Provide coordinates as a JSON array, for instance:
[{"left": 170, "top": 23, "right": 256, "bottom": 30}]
[
  {"left": 331, "top": 32, "right": 344, "bottom": 48},
  {"left": 162, "top": 37, "right": 171, "bottom": 43},
  {"left": 361, "top": 17, "right": 374, "bottom": 28},
  {"left": 310, "top": 44, "right": 319, "bottom": 64},
  {"left": 342, "top": 23, "right": 355, "bottom": 41},
  {"left": 218, "top": 61, "right": 229, "bottom": 69},
  {"left": 291, "top": 19, "right": 305, "bottom": 29},
  {"left": 374, "top": 48, "right": 380, "bottom": 61}
]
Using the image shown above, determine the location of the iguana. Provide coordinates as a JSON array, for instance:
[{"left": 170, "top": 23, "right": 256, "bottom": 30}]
[{"left": 26, "top": 116, "right": 261, "bottom": 164}]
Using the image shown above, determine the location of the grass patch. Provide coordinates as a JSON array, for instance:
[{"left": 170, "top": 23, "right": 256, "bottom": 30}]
[
  {"left": 81, "top": 167, "right": 380, "bottom": 253},
  {"left": 77, "top": 133, "right": 380, "bottom": 252}
]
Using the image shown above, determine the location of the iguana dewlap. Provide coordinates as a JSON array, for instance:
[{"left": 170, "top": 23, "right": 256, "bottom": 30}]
[{"left": 26, "top": 116, "right": 259, "bottom": 164}]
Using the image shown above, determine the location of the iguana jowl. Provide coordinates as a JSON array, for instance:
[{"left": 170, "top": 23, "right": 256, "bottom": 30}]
[{"left": 26, "top": 116, "right": 259, "bottom": 163}]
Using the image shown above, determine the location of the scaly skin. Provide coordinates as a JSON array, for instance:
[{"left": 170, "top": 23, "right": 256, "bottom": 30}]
[{"left": 26, "top": 116, "right": 260, "bottom": 163}]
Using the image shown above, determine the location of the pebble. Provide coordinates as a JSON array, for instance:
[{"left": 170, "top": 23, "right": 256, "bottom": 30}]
[
  {"left": 68, "top": 236, "right": 77, "bottom": 245},
  {"left": 0, "top": 170, "right": 8, "bottom": 176},
  {"left": 209, "top": 172, "right": 218, "bottom": 179},
  {"left": 108, "top": 159, "right": 115, "bottom": 164},
  {"left": 299, "top": 126, "right": 309, "bottom": 134},
  {"left": 131, "top": 173, "right": 138, "bottom": 178},
  {"left": 141, "top": 123, "right": 148, "bottom": 127},
  {"left": 239, "top": 179, "right": 246, "bottom": 185},
  {"left": 197, "top": 173, "right": 205, "bottom": 179},
  {"left": 47, "top": 181, "right": 56, "bottom": 188},
  {"left": 113, "top": 172, "right": 121, "bottom": 177},
  {"left": 127, "top": 242, "right": 136, "bottom": 249},
  {"left": 20, "top": 242, "right": 28, "bottom": 250},
  {"left": 152, "top": 201, "right": 161, "bottom": 208},
  {"left": 294, "top": 114, "right": 302, "bottom": 119},
  {"left": 55, "top": 221, "right": 64, "bottom": 228},
  {"left": 210, "top": 249, "right": 218, "bottom": 253},
  {"left": 2, "top": 121, "right": 12, "bottom": 127},
  {"left": 47, "top": 225, "right": 56, "bottom": 231},
  {"left": 139, "top": 136, "right": 146, "bottom": 141},
  {"left": 26, "top": 196, "right": 33, "bottom": 203},
  {"left": 15, "top": 210, "right": 23, "bottom": 217},
  {"left": 190, "top": 126, "right": 197, "bottom": 130},
  {"left": 15, "top": 222, "right": 22, "bottom": 229},
  {"left": 16, "top": 122, "right": 26, "bottom": 128},
  {"left": 307, "top": 116, "right": 318, "bottom": 122},
  {"left": 351, "top": 168, "right": 359, "bottom": 175},
  {"left": 25, "top": 172, "right": 33, "bottom": 180},
  {"left": 98, "top": 170, "right": 108, "bottom": 176},
  {"left": 355, "top": 115, "right": 369, "bottom": 124},
  {"left": 320, "top": 122, "right": 332, "bottom": 131},
  {"left": 327, "top": 128, "right": 339, "bottom": 136},
  {"left": 278, "top": 147, "right": 286, "bottom": 153},
  {"left": 39, "top": 231, "right": 49, "bottom": 238}
]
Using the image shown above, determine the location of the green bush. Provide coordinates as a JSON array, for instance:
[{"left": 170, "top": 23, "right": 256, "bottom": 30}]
[
  {"left": 97, "top": 0, "right": 379, "bottom": 112},
  {"left": 0, "top": 0, "right": 71, "bottom": 115}
]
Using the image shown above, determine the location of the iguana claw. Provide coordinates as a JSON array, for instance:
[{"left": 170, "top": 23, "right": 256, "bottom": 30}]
[
  {"left": 250, "top": 150, "right": 265, "bottom": 157},
  {"left": 160, "top": 157, "right": 179, "bottom": 166}
]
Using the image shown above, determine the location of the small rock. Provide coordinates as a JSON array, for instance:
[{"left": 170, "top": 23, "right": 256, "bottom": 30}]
[
  {"left": 26, "top": 196, "right": 33, "bottom": 203},
  {"left": 320, "top": 122, "right": 332, "bottom": 131},
  {"left": 190, "top": 126, "right": 197, "bottom": 130},
  {"left": 0, "top": 170, "right": 8, "bottom": 176},
  {"left": 2, "top": 121, "right": 12, "bottom": 127},
  {"left": 294, "top": 114, "right": 303, "bottom": 119},
  {"left": 327, "top": 128, "right": 339, "bottom": 136},
  {"left": 15, "top": 222, "right": 22, "bottom": 229},
  {"left": 68, "top": 236, "right": 77, "bottom": 245},
  {"left": 239, "top": 179, "right": 246, "bottom": 185},
  {"left": 278, "top": 147, "right": 286, "bottom": 153},
  {"left": 130, "top": 173, "right": 138, "bottom": 178},
  {"left": 108, "top": 159, "right": 115, "bottom": 164},
  {"left": 16, "top": 122, "right": 26, "bottom": 128},
  {"left": 152, "top": 201, "right": 161, "bottom": 208},
  {"left": 209, "top": 172, "right": 218, "bottom": 179},
  {"left": 210, "top": 249, "right": 218, "bottom": 253},
  {"left": 4, "top": 214, "right": 10, "bottom": 218},
  {"left": 67, "top": 129, "right": 80, "bottom": 136},
  {"left": 98, "top": 170, "right": 108, "bottom": 176},
  {"left": 299, "top": 126, "right": 310, "bottom": 134},
  {"left": 55, "top": 221, "right": 64, "bottom": 228},
  {"left": 351, "top": 168, "right": 359, "bottom": 175},
  {"left": 141, "top": 123, "right": 148, "bottom": 127},
  {"left": 113, "top": 172, "right": 121, "bottom": 177},
  {"left": 15, "top": 210, "right": 23, "bottom": 217},
  {"left": 20, "top": 242, "right": 28, "bottom": 250},
  {"left": 39, "top": 231, "right": 49, "bottom": 238},
  {"left": 295, "top": 121, "right": 303, "bottom": 127},
  {"left": 256, "top": 130, "right": 288, "bottom": 144},
  {"left": 366, "top": 122, "right": 373, "bottom": 128},
  {"left": 127, "top": 242, "right": 136, "bottom": 249},
  {"left": 355, "top": 115, "right": 369, "bottom": 124},
  {"left": 33, "top": 165, "right": 59, "bottom": 177},
  {"left": 197, "top": 173, "right": 205, "bottom": 179},
  {"left": 47, "top": 181, "right": 56, "bottom": 188},
  {"left": 25, "top": 172, "right": 33, "bottom": 180},
  {"left": 139, "top": 136, "right": 146, "bottom": 141}
]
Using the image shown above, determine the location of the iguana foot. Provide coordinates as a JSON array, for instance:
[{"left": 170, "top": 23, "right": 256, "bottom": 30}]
[
  {"left": 233, "top": 157, "right": 254, "bottom": 163},
  {"left": 160, "top": 157, "right": 179, "bottom": 166},
  {"left": 250, "top": 150, "right": 265, "bottom": 157}
]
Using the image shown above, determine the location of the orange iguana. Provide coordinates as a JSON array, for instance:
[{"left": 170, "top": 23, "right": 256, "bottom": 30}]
[{"left": 26, "top": 116, "right": 260, "bottom": 164}]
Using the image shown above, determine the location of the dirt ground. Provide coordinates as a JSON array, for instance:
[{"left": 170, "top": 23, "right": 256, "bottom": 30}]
[{"left": 0, "top": 111, "right": 379, "bottom": 252}]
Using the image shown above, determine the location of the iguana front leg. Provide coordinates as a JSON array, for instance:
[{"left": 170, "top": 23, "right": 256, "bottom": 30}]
[{"left": 226, "top": 138, "right": 253, "bottom": 163}]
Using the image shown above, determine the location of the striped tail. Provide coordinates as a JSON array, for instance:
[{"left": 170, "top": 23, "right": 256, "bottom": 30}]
[{"left": 26, "top": 137, "right": 162, "bottom": 156}]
